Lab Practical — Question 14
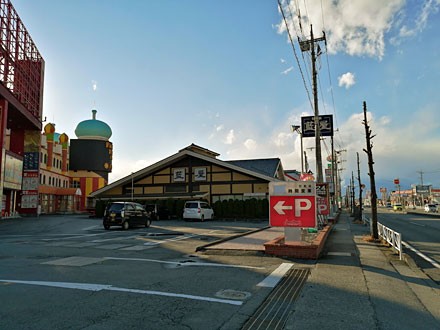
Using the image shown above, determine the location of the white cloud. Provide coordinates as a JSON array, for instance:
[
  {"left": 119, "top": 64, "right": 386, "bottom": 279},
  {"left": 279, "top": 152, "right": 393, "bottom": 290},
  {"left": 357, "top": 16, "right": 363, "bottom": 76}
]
[
  {"left": 216, "top": 124, "right": 224, "bottom": 132},
  {"left": 225, "top": 129, "right": 235, "bottom": 144},
  {"left": 281, "top": 66, "right": 294, "bottom": 75},
  {"left": 396, "top": 0, "right": 440, "bottom": 39},
  {"left": 244, "top": 139, "right": 257, "bottom": 150},
  {"left": 338, "top": 72, "right": 356, "bottom": 89},
  {"left": 280, "top": 58, "right": 286, "bottom": 63},
  {"left": 278, "top": 0, "right": 406, "bottom": 59}
]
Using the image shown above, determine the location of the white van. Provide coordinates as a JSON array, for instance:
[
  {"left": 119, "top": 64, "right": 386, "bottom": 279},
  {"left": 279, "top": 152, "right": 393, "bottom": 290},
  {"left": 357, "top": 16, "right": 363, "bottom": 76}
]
[{"left": 183, "top": 201, "right": 214, "bottom": 221}]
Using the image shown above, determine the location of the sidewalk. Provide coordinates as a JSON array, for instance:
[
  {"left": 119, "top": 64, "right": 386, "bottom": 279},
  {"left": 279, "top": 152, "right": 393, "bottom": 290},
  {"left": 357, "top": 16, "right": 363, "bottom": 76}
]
[{"left": 285, "top": 211, "right": 440, "bottom": 330}]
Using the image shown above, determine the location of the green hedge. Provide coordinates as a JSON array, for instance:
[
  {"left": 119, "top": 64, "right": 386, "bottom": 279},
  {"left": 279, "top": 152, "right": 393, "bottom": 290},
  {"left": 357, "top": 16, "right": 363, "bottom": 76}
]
[
  {"left": 94, "top": 198, "right": 269, "bottom": 219},
  {"left": 213, "top": 198, "right": 268, "bottom": 219}
]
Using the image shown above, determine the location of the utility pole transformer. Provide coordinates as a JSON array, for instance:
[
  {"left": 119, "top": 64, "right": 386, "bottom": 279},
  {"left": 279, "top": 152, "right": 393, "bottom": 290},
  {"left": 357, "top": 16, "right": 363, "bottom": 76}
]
[
  {"left": 299, "top": 25, "right": 326, "bottom": 183},
  {"left": 362, "top": 101, "right": 378, "bottom": 239}
]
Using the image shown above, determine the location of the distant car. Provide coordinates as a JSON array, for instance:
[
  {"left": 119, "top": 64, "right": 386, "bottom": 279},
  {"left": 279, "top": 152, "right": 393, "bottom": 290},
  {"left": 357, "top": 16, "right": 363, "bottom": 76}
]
[
  {"left": 145, "top": 204, "right": 171, "bottom": 220},
  {"left": 103, "top": 201, "right": 151, "bottom": 230},
  {"left": 424, "top": 204, "right": 438, "bottom": 213},
  {"left": 183, "top": 201, "right": 214, "bottom": 221},
  {"left": 386, "top": 202, "right": 392, "bottom": 208},
  {"left": 393, "top": 203, "right": 403, "bottom": 211}
]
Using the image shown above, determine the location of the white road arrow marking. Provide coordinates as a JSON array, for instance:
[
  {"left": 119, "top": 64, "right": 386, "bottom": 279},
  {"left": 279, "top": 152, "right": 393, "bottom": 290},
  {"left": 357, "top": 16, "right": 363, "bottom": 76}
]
[{"left": 274, "top": 201, "right": 293, "bottom": 215}]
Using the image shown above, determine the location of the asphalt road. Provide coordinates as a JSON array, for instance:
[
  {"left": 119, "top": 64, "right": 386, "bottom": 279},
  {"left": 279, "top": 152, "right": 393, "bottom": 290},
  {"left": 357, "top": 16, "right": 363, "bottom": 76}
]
[
  {"left": 364, "top": 208, "right": 440, "bottom": 283},
  {"left": 0, "top": 215, "right": 291, "bottom": 330}
]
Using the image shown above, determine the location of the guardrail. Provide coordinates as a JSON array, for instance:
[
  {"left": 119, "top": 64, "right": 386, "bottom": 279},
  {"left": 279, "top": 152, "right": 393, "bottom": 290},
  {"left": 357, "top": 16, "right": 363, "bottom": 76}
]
[
  {"left": 378, "top": 223, "right": 402, "bottom": 260},
  {"left": 362, "top": 215, "right": 402, "bottom": 260}
]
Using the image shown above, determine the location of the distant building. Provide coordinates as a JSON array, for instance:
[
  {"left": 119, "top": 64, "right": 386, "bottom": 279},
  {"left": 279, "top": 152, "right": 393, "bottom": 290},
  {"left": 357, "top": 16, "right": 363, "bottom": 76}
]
[
  {"left": 90, "top": 144, "right": 285, "bottom": 207},
  {"left": 37, "top": 109, "right": 113, "bottom": 215},
  {"left": 0, "top": 1, "right": 45, "bottom": 218}
]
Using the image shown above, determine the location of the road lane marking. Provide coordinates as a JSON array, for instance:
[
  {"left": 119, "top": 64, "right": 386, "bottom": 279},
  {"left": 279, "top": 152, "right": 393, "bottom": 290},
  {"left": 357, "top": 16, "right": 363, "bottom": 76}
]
[
  {"left": 0, "top": 279, "right": 243, "bottom": 306},
  {"left": 402, "top": 241, "right": 440, "bottom": 269},
  {"left": 409, "top": 222, "right": 426, "bottom": 227},
  {"left": 257, "top": 263, "right": 294, "bottom": 288},
  {"left": 104, "top": 257, "right": 264, "bottom": 269},
  {"left": 142, "top": 233, "right": 200, "bottom": 246},
  {"left": 82, "top": 225, "right": 99, "bottom": 231}
]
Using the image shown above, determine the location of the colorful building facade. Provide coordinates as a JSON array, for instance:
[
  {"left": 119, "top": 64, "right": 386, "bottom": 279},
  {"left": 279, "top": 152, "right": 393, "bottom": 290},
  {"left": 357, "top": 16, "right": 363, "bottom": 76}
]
[{"left": 37, "top": 110, "right": 113, "bottom": 215}]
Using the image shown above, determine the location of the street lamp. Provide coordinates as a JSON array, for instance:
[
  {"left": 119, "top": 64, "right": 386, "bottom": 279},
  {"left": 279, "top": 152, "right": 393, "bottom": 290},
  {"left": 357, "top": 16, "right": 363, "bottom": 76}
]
[{"left": 291, "top": 125, "right": 304, "bottom": 174}]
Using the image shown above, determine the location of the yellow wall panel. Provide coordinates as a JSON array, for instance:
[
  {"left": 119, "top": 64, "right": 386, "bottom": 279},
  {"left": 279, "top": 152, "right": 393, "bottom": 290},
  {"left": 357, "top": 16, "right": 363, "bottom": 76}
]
[
  {"left": 156, "top": 168, "right": 171, "bottom": 175},
  {"left": 211, "top": 165, "right": 227, "bottom": 172},
  {"left": 137, "top": 176, "right": 152, "bottom": 184},
  {"left": 145, "top": 186, "right": 164, "bottom": 194},
  {"left": 86, "top": 178, "right": 93, "bottom": 196},
  {"left": 253, "top": 183, "right": 269, "bottom": 193},
  {"left": 106, "top": 186, "right": 123, "bottom": 195},
  {"left": 232, "top": 173, "right": 253, "bottom": 181},
  {"left": 199, "top": 185, "right": 210, "bottom": 192},
  {"left": 232, "top": 183, "right": 253, "bottom": 194},
  {"left": 154, "top": 175, "right": 171, "bottom": 184},
  {"left": 212, "top": 184, "right": 230, "bottom": 194},
  {"left": 212, "top": 173, "right": 231, "bottom": 182}
]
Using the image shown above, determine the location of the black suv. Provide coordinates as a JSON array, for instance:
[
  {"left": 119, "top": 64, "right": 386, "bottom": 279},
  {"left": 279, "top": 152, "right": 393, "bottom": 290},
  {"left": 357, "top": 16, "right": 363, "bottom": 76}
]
[{"left": 103, "top": 202, "right": 151, "bottom": 230}]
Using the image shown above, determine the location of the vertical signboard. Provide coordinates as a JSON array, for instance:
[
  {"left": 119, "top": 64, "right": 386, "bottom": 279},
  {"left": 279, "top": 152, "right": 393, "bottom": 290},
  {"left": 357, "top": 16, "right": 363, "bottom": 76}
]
[
  {"left": 316, "top": 183, "right": 329, "bottom": 216},
  {"left": 269, "top": 182, "right": 317, "bottom": 228},
  {"left": 21, "top": 130, "right": 40, "bottom": 210}
]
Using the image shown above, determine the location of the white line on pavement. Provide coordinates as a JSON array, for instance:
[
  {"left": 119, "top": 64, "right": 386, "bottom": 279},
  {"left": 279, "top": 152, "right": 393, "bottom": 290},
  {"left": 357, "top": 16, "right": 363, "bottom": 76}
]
[
  {"left": 104, "top": 257, "right": 264, "bottom": 269},
  {"left": 257, "top": 263, "right": 294, "bottom": 288},
  {"left": 0, "top": 279, "right": 242, "bottom": 306},
  {"left": 409, "top": 222, "right": 426, "bottom": 227},
  {"left": 402, "top": 241, "right": 440, "bottom": 269},
  {"left": 143, "top": 233, "right": 199, "bottom": 246}
]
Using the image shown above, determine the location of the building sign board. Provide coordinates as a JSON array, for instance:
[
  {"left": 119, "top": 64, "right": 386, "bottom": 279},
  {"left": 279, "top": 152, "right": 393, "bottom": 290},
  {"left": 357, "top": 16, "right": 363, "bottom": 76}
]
[{"left": 301, "top": 115, "right": 334, "bottom": 138}]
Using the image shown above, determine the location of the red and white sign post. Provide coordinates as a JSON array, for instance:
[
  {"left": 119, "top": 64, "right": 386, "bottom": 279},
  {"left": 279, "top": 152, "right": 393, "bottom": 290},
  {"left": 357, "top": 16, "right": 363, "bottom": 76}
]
[{"left": 269, "top": 182, "right": 317, "bottom": 242}]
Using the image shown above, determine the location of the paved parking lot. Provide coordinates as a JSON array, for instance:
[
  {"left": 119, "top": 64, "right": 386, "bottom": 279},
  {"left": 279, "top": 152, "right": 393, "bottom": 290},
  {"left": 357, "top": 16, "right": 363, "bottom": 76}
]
[{"left": 0, "top": 215, "right": 298, "bottom": 329}]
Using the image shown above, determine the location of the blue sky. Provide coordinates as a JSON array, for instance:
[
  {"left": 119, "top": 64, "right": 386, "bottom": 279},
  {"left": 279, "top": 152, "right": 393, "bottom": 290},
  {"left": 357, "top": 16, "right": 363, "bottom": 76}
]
[{"left": 13, "top": 0, "right": 440, "bottom": 193}]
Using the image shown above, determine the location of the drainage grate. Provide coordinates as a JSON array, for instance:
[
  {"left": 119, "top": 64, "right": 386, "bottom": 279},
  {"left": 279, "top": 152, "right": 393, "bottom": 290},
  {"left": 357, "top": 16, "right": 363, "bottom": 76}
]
[{"left": 242, "top": 268, "right": 310, "bottom": 330}]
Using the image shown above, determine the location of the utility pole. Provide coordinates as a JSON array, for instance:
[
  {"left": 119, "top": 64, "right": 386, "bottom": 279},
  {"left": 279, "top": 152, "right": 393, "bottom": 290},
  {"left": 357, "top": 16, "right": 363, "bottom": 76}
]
[
  {"left": 362, "top": 101, "right": 378, "bottom": 239},
  {"left": 417, "top": 170, "right": 424, "bottom": 185},
  {"left": 299, "top": 25, "right": 326, "bottom": 183}
]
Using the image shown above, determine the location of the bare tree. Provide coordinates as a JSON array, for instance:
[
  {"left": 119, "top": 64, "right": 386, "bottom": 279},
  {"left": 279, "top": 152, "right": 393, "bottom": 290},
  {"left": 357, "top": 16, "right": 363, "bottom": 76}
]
[{"left": 362, "top": 101, "right": 378, "bottom": 239}]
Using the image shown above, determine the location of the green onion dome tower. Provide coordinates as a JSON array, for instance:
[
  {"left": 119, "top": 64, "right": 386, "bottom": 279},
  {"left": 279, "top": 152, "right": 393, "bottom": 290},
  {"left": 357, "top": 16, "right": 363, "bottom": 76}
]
[
  {"left": 74, "top": 109, "right": 112, "bottom": 141},
  {"left": 70, "top": 109, "right": 113, "bottom": 181}
]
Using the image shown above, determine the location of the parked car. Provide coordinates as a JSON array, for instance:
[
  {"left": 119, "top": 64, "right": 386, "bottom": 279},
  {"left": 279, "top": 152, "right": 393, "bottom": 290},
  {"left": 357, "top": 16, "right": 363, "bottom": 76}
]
[
  {"left": 145, "top": 204, "right": 171, "bottom": 220},
  {"left": 424, "top": 204, "right": 438, "bottom": 213},
  {"left": 183, "top": 201, "right": 214, "bottom": 221},
  {"left": 393, "top": 203, "right": 403, "bottom": 211},
  {"left": 103, "top": 201, "right": 151, "bottom": 230}
]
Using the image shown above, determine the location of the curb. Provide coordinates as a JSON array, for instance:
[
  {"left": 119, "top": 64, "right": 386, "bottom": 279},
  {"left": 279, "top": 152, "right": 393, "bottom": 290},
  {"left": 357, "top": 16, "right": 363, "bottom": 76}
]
[{"left": 195, "top": 226, "right": 270, "bottom": 252}]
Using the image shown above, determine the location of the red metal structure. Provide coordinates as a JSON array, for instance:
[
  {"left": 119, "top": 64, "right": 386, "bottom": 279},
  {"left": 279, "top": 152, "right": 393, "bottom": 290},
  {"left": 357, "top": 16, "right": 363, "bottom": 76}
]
[{"left": 0, "top": 0, "right": 45, "bottom": 217}]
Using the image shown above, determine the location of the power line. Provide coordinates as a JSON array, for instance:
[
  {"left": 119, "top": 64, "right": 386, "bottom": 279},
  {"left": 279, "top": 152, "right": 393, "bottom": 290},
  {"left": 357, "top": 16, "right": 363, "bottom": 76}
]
[{"left": 278, "top": 0, "right": 313, "bottom": 110}]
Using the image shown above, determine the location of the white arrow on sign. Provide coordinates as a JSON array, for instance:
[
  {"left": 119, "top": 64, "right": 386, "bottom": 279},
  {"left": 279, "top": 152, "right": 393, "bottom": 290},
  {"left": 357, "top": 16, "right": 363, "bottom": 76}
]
[{"left": 274, "top": 201, "right": 293, "bottom": 215}]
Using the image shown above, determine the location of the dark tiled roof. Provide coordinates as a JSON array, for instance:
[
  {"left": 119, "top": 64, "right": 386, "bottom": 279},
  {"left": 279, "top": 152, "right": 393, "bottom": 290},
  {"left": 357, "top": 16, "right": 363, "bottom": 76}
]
[{"left": 226, "top": 158, "right": 281, "bottom": 178}]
